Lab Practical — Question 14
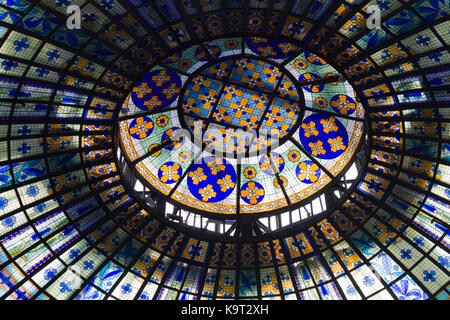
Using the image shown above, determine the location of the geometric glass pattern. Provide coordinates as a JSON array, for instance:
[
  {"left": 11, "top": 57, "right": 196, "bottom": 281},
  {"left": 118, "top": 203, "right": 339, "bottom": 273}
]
[{"left": 182, "top": 57, "right": 302, "bottom": 156}]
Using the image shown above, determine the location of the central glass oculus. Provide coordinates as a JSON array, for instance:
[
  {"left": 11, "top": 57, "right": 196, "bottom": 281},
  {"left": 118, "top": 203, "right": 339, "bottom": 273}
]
[
  {"left": 179, "top": 57, "right": 304, "bottom": 158},
  {"left": 118, "top": 42, "right": 366, "bottom": 216}
]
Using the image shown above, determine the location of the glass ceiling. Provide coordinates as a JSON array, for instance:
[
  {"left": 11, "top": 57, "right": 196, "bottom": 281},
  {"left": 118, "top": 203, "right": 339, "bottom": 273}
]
[{"left": 0, "top": 0, "right": 448, "bottom": 301}]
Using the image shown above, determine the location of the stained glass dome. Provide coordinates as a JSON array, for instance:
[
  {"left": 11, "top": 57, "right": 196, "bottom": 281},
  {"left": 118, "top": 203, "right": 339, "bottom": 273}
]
[
  {"left": 119, "top": 39, "right": 365, "bottom": 217},
  {"left": 0, "top": 0, "right": 449, "bottom": 301}
]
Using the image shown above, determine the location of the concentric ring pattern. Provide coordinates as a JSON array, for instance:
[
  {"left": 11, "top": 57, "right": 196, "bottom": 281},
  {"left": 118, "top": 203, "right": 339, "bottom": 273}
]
[{"left": 0, "top": 0, "right": 449, "bottom": 301}]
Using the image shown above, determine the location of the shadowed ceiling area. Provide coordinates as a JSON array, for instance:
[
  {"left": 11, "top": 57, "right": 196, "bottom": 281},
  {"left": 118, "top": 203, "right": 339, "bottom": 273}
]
[{"left": 0, "top": 0, "right": 449, "bottom": 300}]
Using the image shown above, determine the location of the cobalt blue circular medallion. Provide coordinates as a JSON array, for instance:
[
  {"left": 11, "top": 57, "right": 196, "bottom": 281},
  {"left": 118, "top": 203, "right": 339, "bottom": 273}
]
[
  {"left": 296, "top": 160, "right": 321, "bottom": 184},
  {"left": 299, "top": 114, "right": 349, "bottom": 160},
  {"left": 128, "top": 116, "right": 154, "bottom": 140},
  {"left": 131, "top": 69, "right": 181, "bottom": 111},
  {"left": 158, "top": 161, "right": 183, "bottom": 184},
  {"left": 187, "top": 156, "right": 237, "bottom": 203},
  {"left": 330, "top": 94, "right": 357, "bottom": 116},
  {"left": 240, "top": 181, "right": 265, "bottom": 205}
]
